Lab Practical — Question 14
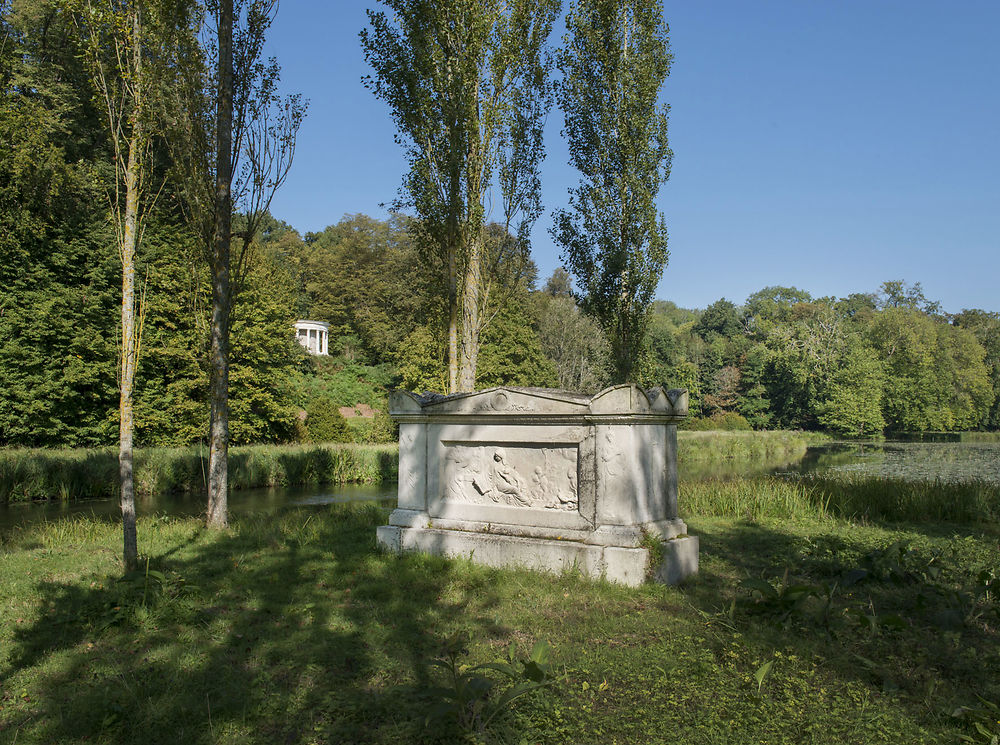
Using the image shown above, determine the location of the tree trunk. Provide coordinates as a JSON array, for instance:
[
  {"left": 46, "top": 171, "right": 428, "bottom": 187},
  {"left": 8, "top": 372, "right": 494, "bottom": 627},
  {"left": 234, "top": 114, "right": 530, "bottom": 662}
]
[
  {"left": 119, "top": 5, "right": 142, "bottom": 571},
  {"left": 458, "top": 233, "right": 482, "bottom": 392},
  {"left": 207, "top": 0, "right": 233, "bottom": 530},
  {"left": 448, "top": 249, "right": 458, "bottom": 394}
]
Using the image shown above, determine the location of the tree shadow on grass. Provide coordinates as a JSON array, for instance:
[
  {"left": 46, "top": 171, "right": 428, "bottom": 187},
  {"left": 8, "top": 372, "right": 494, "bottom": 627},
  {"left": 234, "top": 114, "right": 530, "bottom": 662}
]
[
  {"left": 2, "top": 503, "right": 509, "bottom": 744},
  {"left": 679, "top": 517, "right": 1000, "bottom": 730}
]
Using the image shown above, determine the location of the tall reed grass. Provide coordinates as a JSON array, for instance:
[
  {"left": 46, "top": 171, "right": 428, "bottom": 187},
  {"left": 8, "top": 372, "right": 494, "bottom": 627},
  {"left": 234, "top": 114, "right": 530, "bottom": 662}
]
[
  {"left": 960, "top": 432, "right": 1000, "bottom": 443},
  {"left": 0, "top": 443, "right": 398, "bottom": 503},
  {"left": 682, "top": 476, "right": 827, "bottom": 522},
  {"left": 682, "top": 474, "right": 1000, "bottom": 525},
  {"left": 678, "top": 430, "right": 828, "bottom": 463}
]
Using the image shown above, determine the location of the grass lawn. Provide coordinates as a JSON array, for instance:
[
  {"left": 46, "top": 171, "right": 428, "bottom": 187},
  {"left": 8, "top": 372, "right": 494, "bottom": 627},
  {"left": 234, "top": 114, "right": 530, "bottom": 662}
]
[{"left": 1, "top": 499, "right": 998, "bottom": 744}]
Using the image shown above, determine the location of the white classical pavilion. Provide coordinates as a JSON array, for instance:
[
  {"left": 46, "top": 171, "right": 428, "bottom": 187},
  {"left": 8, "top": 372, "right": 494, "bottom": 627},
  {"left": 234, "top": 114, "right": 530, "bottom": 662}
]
[{"left": 294, "top": 320, "right": 329, "bottom": 355}]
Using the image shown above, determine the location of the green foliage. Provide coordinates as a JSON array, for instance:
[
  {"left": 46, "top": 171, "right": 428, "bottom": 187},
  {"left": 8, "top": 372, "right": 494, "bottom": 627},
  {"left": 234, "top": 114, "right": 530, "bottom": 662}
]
[
  {"left": 682, "top": 472, "right": 1000, "bottom": 525},
  {"left": 646, "top": 282, "right": 997, "bottom": 436},
  {"left": 0, "top": 1, "right": 119, "bottom": 447},
  {"left": 695, "top": 298, "right": 743, "bottom": 340},
  {"left": 534, "top": 283, "right": 609, "bottom": 392},
  {"left": 814, "top": 341, "right": 885, "bottom": 436},
  {"left": 477, "top": 306, "right": 559, "bottom": 389},
  {"left": 366, "top": 407, "right": 399, "bottom": 444},
  {"left": 425, "top": 633, "right": 554, "bottom": 742},
  {"left": 362, "top": 0, "right": 561, "bottom": 389},
  {"left": 870, "top": 308, "right": 993, "bottom": 432},
  {"left": 300, "top": 214, "right": 439, "bottom": 364},
  {"left": 396, "top": 325, "right": 449, "bottom": 393},
  {"left": 678, "top": 429, "right": 821, "bottom": 457},
  {"left": 744, "top": 286, "right": 813, "bottom": 327},
  {"left": 305, "top": 399, "right": 351, "bottom": 444},
  {"left": 685, "top": 412, "right": 752, "bottom": 431},
  {"left": 954, "top": 309, "right": 1000, "bottom": 430},
  {"left": 553, "top": 0, "right": 672, "bottom": 384}
]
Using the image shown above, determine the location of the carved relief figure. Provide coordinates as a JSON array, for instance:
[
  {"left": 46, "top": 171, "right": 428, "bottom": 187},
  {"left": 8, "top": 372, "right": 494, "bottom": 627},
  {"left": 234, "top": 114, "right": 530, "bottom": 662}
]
[
  {"left": 489, "top": 448, "right": 531, "bottom": 506},
  {"left": 444, "top": 444, "right": 578, "bottom": 511}
]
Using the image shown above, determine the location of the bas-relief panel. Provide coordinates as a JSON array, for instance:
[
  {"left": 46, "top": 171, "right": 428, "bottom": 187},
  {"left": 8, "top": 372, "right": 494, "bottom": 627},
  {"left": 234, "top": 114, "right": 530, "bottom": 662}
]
[{"left": 442, "top": 443, "right": 578, "bottom": 511}]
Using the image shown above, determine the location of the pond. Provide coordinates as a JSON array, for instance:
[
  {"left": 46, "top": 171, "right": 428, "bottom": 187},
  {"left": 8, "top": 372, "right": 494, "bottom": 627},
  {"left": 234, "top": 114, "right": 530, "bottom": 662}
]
[
  {"left": 776, "top": 440, "right": 1000, "bottom": 484},
  {"left": 0, "top": 482, "right": 398, "bottom": 534},
  {"left": 3, "top": 440, "right": 998, "bottom": 533}
]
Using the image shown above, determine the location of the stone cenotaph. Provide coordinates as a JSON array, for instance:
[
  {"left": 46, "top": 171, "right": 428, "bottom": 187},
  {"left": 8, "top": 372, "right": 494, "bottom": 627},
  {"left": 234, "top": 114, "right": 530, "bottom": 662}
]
[{"left": 376, "top": 385, "right": 698, "bottom": 586}]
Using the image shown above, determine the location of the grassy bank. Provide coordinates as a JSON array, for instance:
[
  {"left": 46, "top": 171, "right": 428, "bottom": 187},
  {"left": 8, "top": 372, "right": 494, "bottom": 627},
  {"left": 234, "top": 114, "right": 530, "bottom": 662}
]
[
  {"left": 0, "top": 499, "right": 997, "bottom": 744},
  {"left": 678, "top": 429, "right": 829, "bottom": 463},
  {"left": 0, "top": 443, "right": 398, "bottom": 503}
]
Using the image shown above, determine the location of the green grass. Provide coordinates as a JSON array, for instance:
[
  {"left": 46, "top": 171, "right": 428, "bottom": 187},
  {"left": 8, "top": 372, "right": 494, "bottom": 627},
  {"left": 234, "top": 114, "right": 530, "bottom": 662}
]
[
  {"left": 0, "top": 443, "right": 398, "bottom": 503},
  {"left": 0, "top": 500, "right": 997, "bottom": 744}
]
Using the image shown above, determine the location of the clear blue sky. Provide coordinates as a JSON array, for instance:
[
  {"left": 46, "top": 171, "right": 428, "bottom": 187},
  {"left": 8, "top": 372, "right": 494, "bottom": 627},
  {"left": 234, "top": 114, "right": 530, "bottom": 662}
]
[{"left": 263, "top": 1, "right": 999, "bottom": 314}]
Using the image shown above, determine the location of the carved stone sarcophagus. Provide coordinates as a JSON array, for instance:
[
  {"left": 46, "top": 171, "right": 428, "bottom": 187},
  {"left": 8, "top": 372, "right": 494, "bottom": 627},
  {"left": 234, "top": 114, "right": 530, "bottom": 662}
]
[{"left": 376, "top": 385, "right": 698, "bottom": 586}]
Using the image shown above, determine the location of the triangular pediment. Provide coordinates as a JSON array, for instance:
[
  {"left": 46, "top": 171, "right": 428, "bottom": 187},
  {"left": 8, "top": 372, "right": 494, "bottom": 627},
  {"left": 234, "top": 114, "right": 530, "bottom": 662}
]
[
  {"left": 423, "top": 387, "right": 590, "bottom": 415},
  {"left": 391, "top": 387, "right": 590, "bottom": 416}
]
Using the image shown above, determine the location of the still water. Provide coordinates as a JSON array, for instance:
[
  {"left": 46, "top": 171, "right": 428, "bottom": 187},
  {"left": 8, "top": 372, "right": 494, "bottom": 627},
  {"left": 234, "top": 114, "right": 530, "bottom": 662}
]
[
  {"left": 777, "top": 441, "right": 1000, "bottom": 484},
  {"left": 3, "top": 441, "right": 998, "bottom": 533},
  {"left": 0, "top": 482, "right": 398, "bottom": 534}
]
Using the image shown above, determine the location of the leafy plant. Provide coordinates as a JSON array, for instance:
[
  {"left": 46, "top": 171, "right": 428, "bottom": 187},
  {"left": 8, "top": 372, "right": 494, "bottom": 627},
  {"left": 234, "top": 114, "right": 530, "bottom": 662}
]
[
  {"left": 425, "top": 633, "right": 554, "bottom": 742},
  {"left": 753, "top": 659, "right": 774, "bottom": 695},
  {"left": 851, "top": 540, "right": 942, "bottom": 585},
  {"left": 739, "top": 570, "right": 818, "bottom": 625},
  {"left": 954, "top": 696, "right": 1000, "bottom": 744}
]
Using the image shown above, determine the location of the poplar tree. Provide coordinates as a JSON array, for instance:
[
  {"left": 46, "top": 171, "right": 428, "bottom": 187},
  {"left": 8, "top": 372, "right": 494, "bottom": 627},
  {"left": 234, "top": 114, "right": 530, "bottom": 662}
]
[
  {"left": 362, "top": 0, "right": 560, "bottom": 392},
  {"left": 552, "top": 0, "right": 673, "bottom": 384}
]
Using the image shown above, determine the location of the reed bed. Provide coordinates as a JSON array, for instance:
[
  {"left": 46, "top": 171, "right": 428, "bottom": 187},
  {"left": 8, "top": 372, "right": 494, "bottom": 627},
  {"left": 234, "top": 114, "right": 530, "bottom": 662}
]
[
  {"left": 677, "top": 429, "right": 827, "bottom": 463},
  {"left": 683, "top": 473, "right": 1000, "bottom": 525},
  {"left": 960, "top": 431, "right": 1000, "bottom": 443},
  {"left": 810, "top": 472, "right": 1000, "bottom": 523},
  {"left": 0, "top": 443, "right": 398, "bottom": 503}
]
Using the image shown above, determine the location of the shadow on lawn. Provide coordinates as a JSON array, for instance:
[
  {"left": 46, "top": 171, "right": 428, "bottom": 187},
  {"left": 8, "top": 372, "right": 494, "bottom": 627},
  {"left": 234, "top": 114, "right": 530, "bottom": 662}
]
[
  {"left": 4, "top": 504, "right": 504, "bottom": 745},
  {"left": 682, "top": 518, "right": 1000, "bottom": 722},
  {"left": 6, "top": 507, "right": 998, "bottom": 744}
]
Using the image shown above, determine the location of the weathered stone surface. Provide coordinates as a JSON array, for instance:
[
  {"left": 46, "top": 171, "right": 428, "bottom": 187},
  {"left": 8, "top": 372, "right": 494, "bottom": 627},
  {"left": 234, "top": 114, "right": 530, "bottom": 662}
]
[{"left": 377, "top": 385, "right": 698, "bottom": 586}]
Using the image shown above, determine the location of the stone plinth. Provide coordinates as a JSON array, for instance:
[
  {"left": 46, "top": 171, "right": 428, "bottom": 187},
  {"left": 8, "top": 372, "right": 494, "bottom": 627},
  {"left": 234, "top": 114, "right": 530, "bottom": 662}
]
[{"left": 376, "top": 385, "right": 698, "bottom": 586}]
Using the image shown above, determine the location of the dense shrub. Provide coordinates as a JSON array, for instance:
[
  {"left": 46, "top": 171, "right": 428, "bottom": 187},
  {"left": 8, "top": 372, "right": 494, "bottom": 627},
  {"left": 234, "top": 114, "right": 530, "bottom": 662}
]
[
  {"left": 305, "top": 399, "right": 351, "bottom": 443},
  {"left": 684, "top": 411, "right": 752, "bottom": 431}
]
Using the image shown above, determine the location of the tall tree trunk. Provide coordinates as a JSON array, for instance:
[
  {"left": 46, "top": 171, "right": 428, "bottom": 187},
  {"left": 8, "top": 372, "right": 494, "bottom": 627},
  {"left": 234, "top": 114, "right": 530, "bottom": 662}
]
[
  {"left": 448, "top": 249, "right": 458, "bottom": 393},
  {"left": 207, "top": 0, "right": 233, "bottom": 529},
  {"left": 458, "top": 234, "right": 482, "bottom": 392},
  {"left": 119, "top": 4, "right": 142, "bottom": 571}
]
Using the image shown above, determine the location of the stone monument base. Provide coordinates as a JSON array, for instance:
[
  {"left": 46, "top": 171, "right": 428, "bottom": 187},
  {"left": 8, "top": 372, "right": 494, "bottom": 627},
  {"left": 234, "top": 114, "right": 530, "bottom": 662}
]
[
  {"left": 380, "top": 385, "right": 698, "bottom": 588},
  {"left": 377, "top": 524, "right": 699, "bottom": 587}
]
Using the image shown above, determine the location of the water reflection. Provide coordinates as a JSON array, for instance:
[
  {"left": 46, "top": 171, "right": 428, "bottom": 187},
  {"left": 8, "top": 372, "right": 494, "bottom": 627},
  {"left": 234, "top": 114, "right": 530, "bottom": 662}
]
[{"left": 0, "top": 482, "right": 398, "bottom": 534}]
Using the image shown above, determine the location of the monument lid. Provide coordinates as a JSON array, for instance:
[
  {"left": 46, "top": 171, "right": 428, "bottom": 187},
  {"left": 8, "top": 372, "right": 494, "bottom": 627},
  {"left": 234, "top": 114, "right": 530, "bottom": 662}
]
[{"left": 389, "top": 384, "right": 688, "bottom": 420}]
